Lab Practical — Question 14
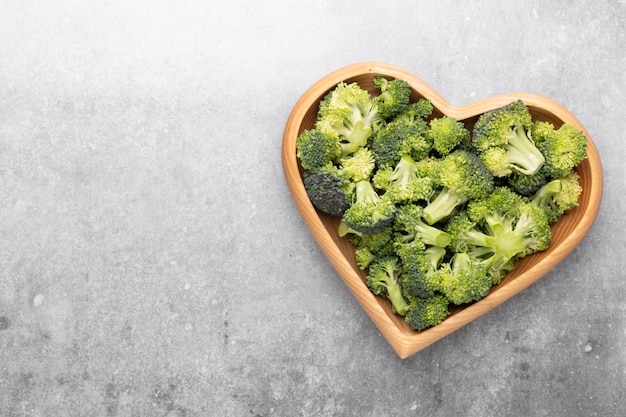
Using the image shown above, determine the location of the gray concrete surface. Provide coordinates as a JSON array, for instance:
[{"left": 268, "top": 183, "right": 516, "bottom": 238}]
[{"left": 0, "top": 1, "right": 624, "bottom": 416}]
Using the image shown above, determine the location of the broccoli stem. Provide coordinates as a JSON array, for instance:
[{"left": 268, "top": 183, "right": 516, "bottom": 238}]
[
  {"left": 423, "top": 187, "right": 468, "bottom": 225},
  {"left": 483, "top": 214, "right": 526, "bottom": 260},
  {"left": 530, "top": 179, "right": 562, "bottom": 208},
  {"left": 506, "top": 125, "right": 545, "bottom": 175},
  {"left": 414, "top": 221, "right": 452, "bottom": 248},
  {"left": 354, "top": 180, "right": 378, "bottom": 204}
]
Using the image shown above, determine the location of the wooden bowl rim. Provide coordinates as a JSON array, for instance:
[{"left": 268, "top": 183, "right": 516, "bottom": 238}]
[{"left": 282, "top": 61, "right": 603, "bottom": 358}]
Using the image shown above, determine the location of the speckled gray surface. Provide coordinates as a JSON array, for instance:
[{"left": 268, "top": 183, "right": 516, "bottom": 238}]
[{"left": 0, "top": 1, "right": 624, "bottom": 416}]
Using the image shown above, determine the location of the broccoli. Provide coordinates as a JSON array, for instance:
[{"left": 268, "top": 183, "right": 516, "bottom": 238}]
[
  {"left": 349, "top": 227, "right": 396, "bottom": 269},
  {"left": 303, "top": 163, "right": 354, "bottom": 216},
  {"left": 369, "top": 114, "right": 431, "bottom": 169},
  {"left": 366, "top": 256, "right": 410, "bottom": 315},
  {"left": 396, "top": 242, "right": 446, "bottom": 299},
  {"left": 427, "top": 116, "right": 471, "bottom": 156},
  {"left": 532, "top": 121, "right": 588, "bottom": 179},
  {"left": 296, "top": 128, "right": 341, "bottom": 170},
  {"left": 393, "top": 203, "right": 452, "bottom": 248},
  {"left": 446, "top": 187, "right": 552, "bottom": 283},
  {"left": 432, "top": 252, "right": 492, "bottom": 305},
  {"left": 340, "top": 147, "right": 376, "bottom": 182},
  {"left": 372, "top": 155, "right": 435, "bottom": 204},
  {"left": 530, "top": 171, "right": 583, "bottom": 223},
  {"left": 316, "top": 82, "right": 383, "bottom": 158},
  {"left": 404, "top": 293, "right": 450, "bottom": 331},
  {"left": 506, "top": 167, "right": 550, "bottom": 196},
  {"left": 373, "top": 76, "right": 412, "bottom": 121},
  {"left": 472, "top": 100, "right": 545, "bottom": 177},
  {"left": 422, "top": 150, "right": 495, "bottom": 225},
  {"left": 394, "top": 98, "right": 434, "bottom": 124},
  {"left": 341, "top": 179, "right": 397, "bottom": 235}
]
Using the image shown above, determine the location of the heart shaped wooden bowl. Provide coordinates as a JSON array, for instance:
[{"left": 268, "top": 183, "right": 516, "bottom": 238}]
[{"left": 282, "top": 62, "right": 603, "bottom": 359}]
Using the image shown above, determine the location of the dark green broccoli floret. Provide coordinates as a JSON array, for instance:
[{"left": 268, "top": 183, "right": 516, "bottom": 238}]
[
  {"left": 472, "top": 100, "right": 545, "bottom": 177},
  {"left": 422, "top": 150, "right": 495, "bottom": 225},
  {"left": 372, "top": 155, "right": 435, "bottom": 204},
  {"left": 427, "top": 116, "right": 471, "bottom": 156},
  {"left": 404, "top": 293, "right": 450, "bottom": 331},
  {"left": 316, "top": 82, "right": 383, "bottom": 158},
  {"left": 394, "top": 203, "right": 452, "bottom": 248},
  {"left": 532, "top": 121, "right": 588, "bottom": 179},
  {"left": 296, "top": 129, "right": 341, "bottom": 170},
  {"left": 396, "top": 241, "right": 446, "bottom": 299},
  {"left": 530, "top": 171, "right": 583, "bottom": 223},
  {"left": 366, "top": 256, "right": 409, "bottom": 315},
  {"left": 370, "top": 116, "right": 431, "bottom": 169},
  {"left": 373, "top": 76, "right": 412, "bottom": 121},
  {"left": 506, "top": 167, "right": 549, "bottom": 196},
  {"left": 394, "top": 99, "right": 434, "bottom": 124},
  {"left": 432, "top": 252, "right": 492, "bottom": 305},
  {"left": 341, "top": 179, "right": 397, "bottom": 235},
  {"left": 349, "top": 227, "right": 396, "bottom": 269},
  {"left": 303, "top": 163, "right": 354, "bottom": 216}
]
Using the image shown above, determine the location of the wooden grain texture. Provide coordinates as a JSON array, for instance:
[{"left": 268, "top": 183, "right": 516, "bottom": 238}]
[{"left": 281, "top": 62, "right": 603, "bottom": 359}]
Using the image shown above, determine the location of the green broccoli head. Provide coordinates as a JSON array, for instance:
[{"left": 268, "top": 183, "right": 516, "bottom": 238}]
[
  {"left": 427, "top": 116, "right": 471, "bottom": 156},
  {"left": 366, "top": 256, "right": 409, "bottom": 316},
  {"left": 316, "top": 82, "right": 383, "bottom": 158},
  {"left": 341, "top": 180, "right": 397, "bottom": 235},
  {"left": 370, "top": 117, "right": 431, "bottom": 169},
  {"left": 372, "top": 155, "right": 435, "bottom": 204},
  {"left": 303, "top": 163, "right": 354, "bottom": 217},
  {"left": 465, "top": 186, "right": 552, "bottom": 260},
  {"left": 444, "top": 187, "right": 552, "bottom": 283},
  {"left": 339, "top": 147, "right": 376, "bottom": 182},
  {"left": 472, "top": 100, "right": 545, "bottom": 177},
  {"left": 397, "top": 243, "right": 446, "bottom": 299},
  {"left": 530, "top": 170, "right": 583, "bottom": 223},
  {"left": 373, "top": 76, "right": 412, "bottom": 121},
  {"left": 533, "top": 121, "right": 588, "bottom": 179},
  {"left": 296, "top": 129, "right": 341, "bottom": 170},
  {"left": 433, "top": 252, "right": 493, "bottom": 305},
  {"left": 422, "top": 150, "right": 495, "bottom": 225},
  {"left": 404, "top": 293, "right": 450, "bottom": 331}
]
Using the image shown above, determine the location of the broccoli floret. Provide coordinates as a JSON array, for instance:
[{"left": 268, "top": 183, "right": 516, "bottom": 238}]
[
  {"left": 366, "top": 256, "right": 410, "bottom": 316},
  {"left": 340, "top": 147, "right": 376, "bottom": 182},
  {"left": 296, "top": 129, "right": 341, "bottom": 170},
  {"left": 394, "top": 203, "right": 452, "bottom": 248},
  {"left": 422, "top": 150, "right": 495, "bottom": 225},
  {"left": 427, "top": 116, "right": 471, "bottom": 156},
  {"left": 373, "top": 76, "right": 412, "bottom": 121},
  {"left": 446, "top": 187, "right": 552, "bottom": 283},
  {"left": 316, "top": 82, "right": 383, "bottom": 158},
  {"left": 396, "top": 242, "right": 447, "bottom": 299},
  {"left": 445, "top": 211, "right": 516, "bottom": 285},
  {"left": 404, "top": 293, "right": 450, "bottom": 331},
  {"left": 372, "top": 155, "right": 435, "bottom": 204},
  {"left": 303, "top": 163, "right": 354, "bottom": 216},
  {"left": 394, "top": 99, "right": 434, "bottom": 124},
  {"left": 370, "top": 116, "right": 431, "bottom": 169},
  {"left": 350, "top": 227, "right": 396, "bottom": 269},
  {"left": 472, "top": 100, "right": 545, "bottom": 177},
  {"left": 506, "top": 167, "right": 550, "bottom": 196},
  {"left": 341, "top": 180, "right": 396, "bottom": 235},
  {"left": 532, "top": 121, "right": 588, "bottom": 179},
  {"left": 432, "top": 252, "right": 492, "bottom": 305},
  {"left": 530, "top": 171, "right": 583, "bottom": 223}
]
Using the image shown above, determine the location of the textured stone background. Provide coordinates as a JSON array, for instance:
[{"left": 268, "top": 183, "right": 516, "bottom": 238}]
[{"left": 0, "top": 1, "right": 624, "bottom": 416}]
